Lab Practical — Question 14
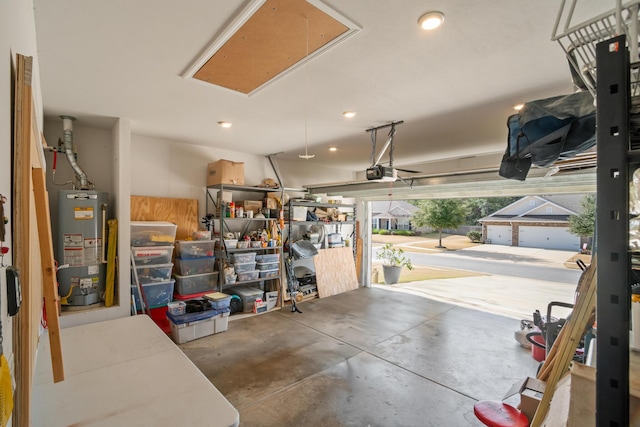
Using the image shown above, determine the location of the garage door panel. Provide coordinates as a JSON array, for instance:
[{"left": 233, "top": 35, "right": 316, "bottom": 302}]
[
  {"left": 518, "top": 226, "right": 580, "bottom": 250},
  {"left": 487, "top": 225, "right": 512, "bottom": 245}
]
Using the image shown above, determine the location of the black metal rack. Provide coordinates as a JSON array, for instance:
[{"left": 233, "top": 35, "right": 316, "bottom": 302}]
[{"left": 596, "top": 34, "right": 631, "bottom": 427}]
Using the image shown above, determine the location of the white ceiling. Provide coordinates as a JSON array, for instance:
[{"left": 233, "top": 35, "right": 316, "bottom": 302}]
[{"left": 33, "top": 0, "right": 605, "bottom": 175}]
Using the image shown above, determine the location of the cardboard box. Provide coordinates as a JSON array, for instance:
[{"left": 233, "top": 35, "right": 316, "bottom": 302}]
[
  {"left": 240, "top": 200, "right": 262, "bottom": 214},
  {"left": 265, "top": 198, "right": 278, "bottom": 209},
  {"left": 207, "top": 160, "right": 244, "bottom": 186},
  {"left": 503, "top": 377, "right": 546, "bottom": 421}
]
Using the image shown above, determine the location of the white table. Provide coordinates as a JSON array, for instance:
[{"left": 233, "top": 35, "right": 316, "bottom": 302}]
[{"left": 32, "top": 315, "right": 239, "bottom": 426}]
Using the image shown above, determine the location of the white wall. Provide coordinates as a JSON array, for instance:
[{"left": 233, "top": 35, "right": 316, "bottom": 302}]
[
  {"left": 131, "top": 134, "right": 356, "bottom": 221},
  {"left": 1, "top": 0, "right": 43, "bottom": 406},
  {"left": 43, "top": 119, "right": 115, "bottom": 239}
]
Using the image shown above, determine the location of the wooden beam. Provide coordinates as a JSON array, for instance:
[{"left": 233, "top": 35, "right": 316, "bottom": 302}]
[
  {"left": 31, "top": 167, "right": 64, "bottom": 382},
  {"left": 12, "top": 53, "right": 34, "bottom": 427}
]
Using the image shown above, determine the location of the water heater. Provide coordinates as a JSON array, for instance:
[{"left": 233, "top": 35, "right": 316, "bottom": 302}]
[{"left": 56, "top": 190, "right": 109, "bottom": 306}]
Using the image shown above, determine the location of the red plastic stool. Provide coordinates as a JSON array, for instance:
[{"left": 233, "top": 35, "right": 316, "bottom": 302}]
[{"left": 473, "top": 400, "right": 529, "bottom": 427}]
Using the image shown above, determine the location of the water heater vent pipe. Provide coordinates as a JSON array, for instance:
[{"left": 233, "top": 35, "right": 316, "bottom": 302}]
[{"left": 61, "top": 115, "right": 90, "bottom": 190}]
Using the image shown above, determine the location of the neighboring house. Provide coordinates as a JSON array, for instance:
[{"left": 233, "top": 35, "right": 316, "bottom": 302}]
[
  {"left": 371, "top": 201, "right": 418, "bottom": 231},
  {"left": 478, "top": 194, "right": 590, "bottom": 251}
]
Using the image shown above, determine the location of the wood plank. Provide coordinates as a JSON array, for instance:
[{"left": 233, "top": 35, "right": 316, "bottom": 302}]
[
  {"left": 314, "top": 247, "right": 358, "bottom": 298},
  {"left": 130, "top": 196, "right": 198, "bottom": 240},
  {"left": 532, "top": 259, "right": 597, "bottom": 426},
  {"left": 31, "top": 167, "right": 64, "bottom": 382},
  {"left": 13, "top": 53, "right": 34, "bottom": 427},
  {"left": 355, "top": 221, "right": 362, "bottom": 283}
]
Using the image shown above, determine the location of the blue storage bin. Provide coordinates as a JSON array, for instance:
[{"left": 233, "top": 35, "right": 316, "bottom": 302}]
[
  {"left": 167, "top": 307, "right": 230, "bottom": 325},
  {"left": 131, "top": 279, "right": 174, "bottom": 309}
]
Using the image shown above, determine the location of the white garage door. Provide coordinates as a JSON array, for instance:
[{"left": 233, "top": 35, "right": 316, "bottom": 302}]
[
  {"left": 518, "top": 226, "right": 580, "bottom": 251},
  {"left": 487, "top": 225, "right": 512, "bottom": 245}
]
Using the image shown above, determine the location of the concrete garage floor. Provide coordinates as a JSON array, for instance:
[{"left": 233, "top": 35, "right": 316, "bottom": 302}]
[{"left": 180, "top": 287, "right": 540, "bottom": 426}]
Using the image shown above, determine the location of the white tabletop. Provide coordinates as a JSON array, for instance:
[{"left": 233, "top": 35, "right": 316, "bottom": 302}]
[{"left": 32, "top": 315, "right": 239, "bottom": 427}]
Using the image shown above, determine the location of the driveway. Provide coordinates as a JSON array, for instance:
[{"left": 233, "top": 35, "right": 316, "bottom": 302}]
[{"left": 372, "top": 238, "right": 587, "bottom": 321}]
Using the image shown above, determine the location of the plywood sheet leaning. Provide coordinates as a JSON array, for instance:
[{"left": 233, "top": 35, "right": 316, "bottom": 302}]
[
  {"left": 314, "top": 247, "right": 358, "bottom": 298},
  {"left": 130, "top": 196, "right": 198, "bottom": 240}
]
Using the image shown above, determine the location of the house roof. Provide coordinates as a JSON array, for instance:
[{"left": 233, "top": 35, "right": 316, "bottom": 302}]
[
  {"left": 371, "top": 200, "right": 418, "bottom": 219},
  {"left": 478, "top": 194, "right": 591, "bottom": 224}
]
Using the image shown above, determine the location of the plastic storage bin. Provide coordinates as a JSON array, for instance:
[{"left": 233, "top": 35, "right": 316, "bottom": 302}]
[
  {"left": 256, "top": 261, "right": 279, "bottom": 271},
  {"left": 167, "top": 308, "right": 230, "bottom": 344},
  {"left": 259, "top": 269, "right": 279, "bottom": 278},
  {"left": 230, "top": 252, "right": 257, "bottom": 263},
  {"left": 133, "top": 263, "right": 173, "bottom": 284},
  {"left": 203, "top": 292, "right": 232, "bottom": 309},
  {"left": 228, "top": 286, "right": 264, "bottom": 312},
  {"left": 173, "top": 272, "right": 218, "bottom": 295},
  {"left": 174, "top": 257, "right": 215, "bottom": 275},
  {"left": 233, "top": 261, "right": 256, "bottom": 273},
  {"left": 255, "top": 253, "right": 280, "bottom": 263},
  {"left": 167, "top": 301, "right": 186, "bottom": 315},
  {"left": 237, "top": 270, "right": 259, "bottom": 282},
  {"left": 131, "top": 221, "right": 177, "bottom": 246},
  {"left": 131, "top": 246, "right": 174, "bottom": 265},
  {"left": 131, "top": 279, "right": 174, "bottom": 309},
  {"left": 175, "top": 240, "right": 215, "bottom": 258}
]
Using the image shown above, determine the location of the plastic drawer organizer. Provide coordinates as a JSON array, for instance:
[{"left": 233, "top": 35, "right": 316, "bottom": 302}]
[{"left": 255, "top": 253, "right": 280, "bottom": 264}]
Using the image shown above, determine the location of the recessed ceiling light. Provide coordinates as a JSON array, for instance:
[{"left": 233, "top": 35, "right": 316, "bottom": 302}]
[
  {"left": 329, "top": 147, "right": 338, "bottom": 152},
  {"left": 218, "top": 121, "right": 232, "bottom": 128},
  {"left": 418, "top": 11, "right": 445, "bottom": 30},
  {"left": 513, "top": 104, "right": 524, "bottom": 111},
  {"left": 343, "top": 111, "right": 356, "bottom": 118}
]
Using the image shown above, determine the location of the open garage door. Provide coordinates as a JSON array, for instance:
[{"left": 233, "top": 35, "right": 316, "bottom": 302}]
[
  {"left": 518, "top": 226, "right": 580, "bottom": 250},
  {"left": 486, "top": 225, "right": 512, "bottom": 245}
]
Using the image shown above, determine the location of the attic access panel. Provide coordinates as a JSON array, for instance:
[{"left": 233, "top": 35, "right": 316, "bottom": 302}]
[{"left": 184, "top": 0, "right": 360, "bottom": 95}]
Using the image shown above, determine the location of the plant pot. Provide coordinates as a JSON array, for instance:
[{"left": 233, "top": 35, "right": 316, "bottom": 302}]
[{"left": 382, "top": 265, "right": 402, "bottom": 285}]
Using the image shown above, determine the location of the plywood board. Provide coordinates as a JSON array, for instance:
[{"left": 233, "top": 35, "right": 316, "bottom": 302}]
[
  {"left": 130, "top": 196, "right": 198, "bottom": 241},
  {"left": 314, "top": 247, "right": 358, "bottom": 298},
  {"left": 194, "top": 0, "right": 348, "bottom": 94}
]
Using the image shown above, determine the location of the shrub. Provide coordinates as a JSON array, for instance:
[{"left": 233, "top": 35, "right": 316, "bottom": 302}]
[
  {"left": 467, "top": 230, "right": 482, "bottom": 242},
  {"left": 379, "top": 229, "right": 391, "bottom": 235},
  {"left": 372, "top": 229, "right": 381, "bottom": 234},
  {"left": 393, "top": 230, "right": 416, "bottom": 236}
]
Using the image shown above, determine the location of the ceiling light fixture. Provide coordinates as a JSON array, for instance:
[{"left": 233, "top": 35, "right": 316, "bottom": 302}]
[
  {"left": 329, "top": 147, "right": 337, "bottom": 152},
  {"left": 418, "top": 11, "right": 445, "bottom": 31},
  {"left": 299, "top": 15, "right": 315, "bottom": 160},
  {"left": 218, "top": 121, "right": 232, "bottom": 128},
  {"left": 343, "top": 111, "right": 356, "bottom": 118},
  {"left": 513, "top": 104, "right": 524, "bottom": 111}
]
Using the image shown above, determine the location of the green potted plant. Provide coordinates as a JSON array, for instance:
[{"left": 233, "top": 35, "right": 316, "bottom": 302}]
[{"left": 376, "top": 243, "right": 413, "bottom": 284}]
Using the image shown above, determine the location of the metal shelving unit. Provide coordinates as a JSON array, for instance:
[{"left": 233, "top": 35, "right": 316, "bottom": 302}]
[
  {"left": 596, "top": 34, "right": 631, "bottom": 427},
  {"left": 205, "top": 184, "right": 285, "bottom": 308},
  {"left": 553, "top": 3, "right": 640, "bottom": 424}
]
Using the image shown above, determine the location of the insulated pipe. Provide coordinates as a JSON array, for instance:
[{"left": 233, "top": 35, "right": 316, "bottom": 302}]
[{"left": 61, "top": 115, "right": 89, "bottom": 189}]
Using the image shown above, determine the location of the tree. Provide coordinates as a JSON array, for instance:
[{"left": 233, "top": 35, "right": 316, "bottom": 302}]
[
  {"left": 569, "top": 194, "right": 595, "bottom": 243},
  {"left": 412, "top": 199, "right": 465, "bottom": 247},
  {"left": 461, "top": 197, "right": 519, "bottom": 225}
]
